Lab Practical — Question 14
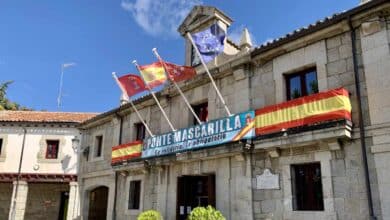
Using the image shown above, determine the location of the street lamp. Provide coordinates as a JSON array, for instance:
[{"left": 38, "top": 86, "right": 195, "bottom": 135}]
[{"left": 71, "top": 136, "right": 80, "bottom": 153}]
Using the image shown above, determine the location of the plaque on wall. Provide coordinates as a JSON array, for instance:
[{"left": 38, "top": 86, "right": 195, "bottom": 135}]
[{"left": 256, "top": 168, "right": 280, "bottom": 190}]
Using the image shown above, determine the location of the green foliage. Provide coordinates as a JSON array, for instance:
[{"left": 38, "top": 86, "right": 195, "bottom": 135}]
[
  {"left": 137, "top": 210, "right": 162, "bottom": 220},
  {"left": 0, "top": 81, "right": 30, "bottom": 111},
  {"left": 187, "top": 206, "right": 226, "bottom": 220}
]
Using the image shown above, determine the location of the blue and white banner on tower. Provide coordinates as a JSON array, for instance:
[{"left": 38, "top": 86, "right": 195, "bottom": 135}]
[
  {"left": 191, "top": 23, "right": 226, "bottom": 63},
  {"left": 142, "top": 111, "right": 255, "bottom": 158}
]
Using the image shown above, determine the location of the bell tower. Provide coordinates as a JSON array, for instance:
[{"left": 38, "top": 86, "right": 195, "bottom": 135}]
[{"left": 178, "top": 6, "right": 233, "bottom": 66}]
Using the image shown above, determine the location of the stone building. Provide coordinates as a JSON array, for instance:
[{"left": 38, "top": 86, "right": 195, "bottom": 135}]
[
  {"left": 0, "top": 111, "right": 96, "bottom": 220},
  {"left": 77, "top": 0, "right": 390, "bottom": 219}
]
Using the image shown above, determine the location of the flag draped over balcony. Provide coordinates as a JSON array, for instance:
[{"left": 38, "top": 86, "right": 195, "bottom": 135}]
[
  {"left": 111, "top": 141, "right": 142, "bottom": 164},
  {"left": 255, "top": 88, "right": 352, "bottom": 135}
]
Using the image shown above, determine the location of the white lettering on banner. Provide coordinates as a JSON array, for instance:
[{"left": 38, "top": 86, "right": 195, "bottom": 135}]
[
  {"left": 188, "top": 127, "right": 194, "bottom": 139},
  {"left": 219, "top": 120, "right": 225, "bottom": 132},
  {"left": 226, "top": 118, "right": 232, "bottom": 131},
  {"left": 234, "top": 115, "right": 241, "bottom": 129},
  {"left": 142, "top": 111, "right": 255, "bottom": 158},
  {"left": 201, "top": 125, "right": 207, "bottom": 136},
  {"left": 167, "top": 133, "right": 172, "bottom": 145},
  {"left": 208, "top": 123, "right": 214, "bottom": 135},
  {"left": 174, "top": 131, "right": 181, "bottom": 142},
  {"left": 195, "top": 126, "right": 200, "bottom": 138}
]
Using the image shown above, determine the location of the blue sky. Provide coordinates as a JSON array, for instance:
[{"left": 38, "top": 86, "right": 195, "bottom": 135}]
[{"left": 0, "top": 0, "right": 358, "bottom": 113}]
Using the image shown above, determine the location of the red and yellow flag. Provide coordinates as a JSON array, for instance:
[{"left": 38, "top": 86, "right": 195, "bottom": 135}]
[
  {"left": 111, "top": 140, "right": 142, "bottom": 164},
  {"left": 139, "top": 62, "right": 167, "bottom": 88},
  {"left": 255, "top": 88, "right": 352, "bottom": 135}
]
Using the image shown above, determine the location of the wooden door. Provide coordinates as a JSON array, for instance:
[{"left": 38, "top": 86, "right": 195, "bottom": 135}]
[
  {"left": 88, "top": 186, "right": 108, "bottom": 220},
  {"left": 176, "top": 175, "right": 216, "bottom": 220}
]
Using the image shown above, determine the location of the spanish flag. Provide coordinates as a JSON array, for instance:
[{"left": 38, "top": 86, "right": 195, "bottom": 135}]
[
  {"left": 255, "top": 88, "right": 352, "bottom": 135},
  {"left": 111, "top": 141, "right": 142, "bottom": 164},
  {"left": 139, "top": 62, "right": 167, "bottom": 88}
]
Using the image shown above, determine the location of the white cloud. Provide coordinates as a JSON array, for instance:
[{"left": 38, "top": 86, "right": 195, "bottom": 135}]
[
  {"left": 228, "top": 25, "right": 257, "bottom": 47},
  {"left": 121, "top": 0, "right": 202, "bottom": 37}
]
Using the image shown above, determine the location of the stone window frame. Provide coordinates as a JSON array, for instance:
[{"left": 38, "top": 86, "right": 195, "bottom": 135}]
[
  {"left": 0, "top": 134, "right": 8, "bottom": 162},
  {"left": 125, "top": 174, "right": 145, "bottom": 216},
  {"left": 91, "top": 133, "right": 104, "bottom": 162},
  {"left": 273, "top": 40, "right": 328, "bottom": 103},
  {"left": 37, "top": 135, "right": 66, "bottom": 163},
  {"left": 134, "top": 122, "right": 146, "bottom": 141},
  {"left": 282, "top": 151, "right": 336, "bottom": 218}
]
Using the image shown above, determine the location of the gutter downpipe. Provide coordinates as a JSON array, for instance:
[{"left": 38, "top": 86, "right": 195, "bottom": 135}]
[
  {"left": 113, "top": 113, "right": 124, "bottom": 220},
  {"left": 348, "top": 16, "right": 376, "bottom": 220},
  {"left": 9, "top": 127, "right": 27, "bottom": 220}
]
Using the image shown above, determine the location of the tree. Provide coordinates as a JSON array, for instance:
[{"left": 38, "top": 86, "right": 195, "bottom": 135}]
[{"left": 0, "top": 81, "right": 30, "bottom": 111}]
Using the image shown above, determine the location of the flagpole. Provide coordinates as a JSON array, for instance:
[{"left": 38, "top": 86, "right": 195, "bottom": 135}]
[
  {"left": 152, "top": 48, "right": 203, "bottom": 125},
  {"left": 132, "top": 60, "right": 176, "bottom": 132},
  {"left": 112, "top": 72, "right": 154, "bottom": 137},
  {"left": 57, "top": 64, "right": 64, "bottom": 109},
  {"left": 186, "top": 32, "right": 232, "bottom": 117}
]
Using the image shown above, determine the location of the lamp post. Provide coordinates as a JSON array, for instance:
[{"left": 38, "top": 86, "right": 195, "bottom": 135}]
[{"left": 71, "top": 136, "right": 80, "bottom": 153}]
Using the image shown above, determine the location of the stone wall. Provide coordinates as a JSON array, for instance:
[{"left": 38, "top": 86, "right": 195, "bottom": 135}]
[
  {"left": 0, "top": 182, "right": 12, "bottom": 219},
  {"left": 361, "top": 16, "right": 390, "bottom": 220},
  {"left": 251, "top": 142, "right": 370, "bottom": 220},
  {"left": 113, "top": 150, "right": 253, "bottom": 220},
  {"left": 24, "top": 183, "right": 69, "bottom": 220}
]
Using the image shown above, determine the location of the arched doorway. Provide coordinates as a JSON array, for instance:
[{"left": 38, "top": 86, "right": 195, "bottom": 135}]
[{"left": 88, "top": 186, "right": 108, "bottom": 220}]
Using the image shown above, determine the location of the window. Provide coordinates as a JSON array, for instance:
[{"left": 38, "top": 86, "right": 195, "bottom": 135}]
[
  {"left": 192, "top": 102, "right": 208, "bottom": 125},
  {"left": 286, "top": 68, "right": 318, "bottom": 100},
  {"left": 95, "top": 135, "right": 103, "bottom": 157},
  {"left": 291, "top": 163, "right": 324, "bottom": 211},
  {"left": 135, "top": 123, "right": 146, "bottom": 141},
  {"left": 0, "top": 138, "right": 3, "bottom": 155},
  {"left": 128, "top": 180, "right": 141, "bottom": 210},
  {"left": 45, "top": 140, "right": 59, "bottom": 159}
]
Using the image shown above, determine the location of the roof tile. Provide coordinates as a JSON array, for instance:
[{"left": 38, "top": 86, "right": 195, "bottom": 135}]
[{"left": 0, "top": 111, "right": 98, "bottom": 123}]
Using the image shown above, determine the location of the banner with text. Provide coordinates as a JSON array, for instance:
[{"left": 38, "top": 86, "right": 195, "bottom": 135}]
[{"left": 142, "top": 111, "right": 255, "bottom": 158}]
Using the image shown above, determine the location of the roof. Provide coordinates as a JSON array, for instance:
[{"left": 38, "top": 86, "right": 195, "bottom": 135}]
[
  {"left": 0, "top": 111, "right": 98, "bottom": 123},
  {"left": 252, "top": 0, "right": 389, "bottom": 57}
]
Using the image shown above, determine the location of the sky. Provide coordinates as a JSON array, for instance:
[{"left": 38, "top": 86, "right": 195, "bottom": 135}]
[{"left": 0, "top": 0, "right": 359, "bottom": 113}]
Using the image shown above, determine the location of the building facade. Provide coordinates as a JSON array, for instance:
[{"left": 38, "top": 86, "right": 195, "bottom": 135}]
[
  {"left": 0, "top": 111, "right": 96, "bottom": 220},
  {"left": 78, "top": 0, "right": 390, "bottom": 219}
]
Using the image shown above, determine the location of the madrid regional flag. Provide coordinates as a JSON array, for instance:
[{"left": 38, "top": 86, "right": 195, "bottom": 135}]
[
  {"left": 163, "top": 62, "right": 196, "bottom": 82},
  {"left": 139, "top": 62, "right": 168, "bottom": 88},
  {"left": 117, "top": 74, "right": 147, "bottom": 98},
  {"left": 191, "top": 23, "right": 226, "bottom": 63}
]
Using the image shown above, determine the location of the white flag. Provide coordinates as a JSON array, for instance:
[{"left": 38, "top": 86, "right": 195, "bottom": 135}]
[{"left": 62, "top": 62, "right": 76, "bottom": 68}]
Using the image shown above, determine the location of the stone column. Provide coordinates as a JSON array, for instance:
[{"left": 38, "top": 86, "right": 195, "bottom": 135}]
[
  {"left": 8, "top": 181, "right": 28, "bottom": 220},
  {"left": 67, "top": 181, "right": 80, "bottom": 220}
]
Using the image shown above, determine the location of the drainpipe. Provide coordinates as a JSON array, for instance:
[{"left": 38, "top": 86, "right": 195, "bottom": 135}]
[
  {"left": 348, "top": 17, "right": 376, "bottom": 220},
  {"left": 9, "top": 127, "right": 27, "bottom": 220},
  {"left": 113, "top": 113, "right": 123, "bottom": 220}
]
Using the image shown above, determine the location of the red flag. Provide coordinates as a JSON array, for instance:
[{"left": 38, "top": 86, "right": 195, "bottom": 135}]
[
  {"left": 163, "top": 62, "right": 196, "bottom": 82},
  {"left": 118, "top": 74, "right": 147, "bottom": 98}
]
